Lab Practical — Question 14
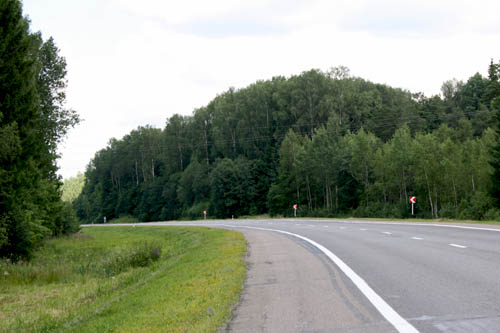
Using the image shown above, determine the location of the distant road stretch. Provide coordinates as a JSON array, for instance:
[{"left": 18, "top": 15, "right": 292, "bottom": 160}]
[{"left": 87, "top": 219, "right": 500, "bottom": 332}]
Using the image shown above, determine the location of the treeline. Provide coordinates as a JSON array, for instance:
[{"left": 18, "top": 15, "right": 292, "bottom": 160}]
[
  {"left": 0, "top": 0, "right": 80, "bottom": 259},
  {"left": 75, "top": 62, "right": 500, "bottom": 222}
]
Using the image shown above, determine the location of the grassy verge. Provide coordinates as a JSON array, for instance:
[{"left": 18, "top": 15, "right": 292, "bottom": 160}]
[
  {"left": 108, "top": 215, "right": 140, "bottom": 224},
  {"left": 0, "top": 226, "right": 246, "bottom": 332}
]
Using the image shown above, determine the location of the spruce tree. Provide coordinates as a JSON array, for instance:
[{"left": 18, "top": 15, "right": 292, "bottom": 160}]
[
  {"left": 0, "top": 0, "right": 79, "bottom": 259},
  {"left": 483, "top": 59, "right": 500, "bottom": 109}
]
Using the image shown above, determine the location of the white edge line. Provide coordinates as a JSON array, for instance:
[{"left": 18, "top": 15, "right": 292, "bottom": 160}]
[
  {"left": 411, "top": 237, "right": 424, "bottom": 240},
  {"left": 449, "top": 243, "right": 467, "bottom": 249},
  {"left": 383, "top": 232, "right": 393, "bottom": 235},
  {"left": 222, "top": 224, "right": 419, "bottom": 333}
]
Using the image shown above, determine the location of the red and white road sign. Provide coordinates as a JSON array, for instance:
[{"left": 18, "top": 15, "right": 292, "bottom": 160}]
[
  {"left": 409, "top": 196, "right": 416, "bottom": 204},
  {"left": 203, "top": 210, "right": 207, "bottom": 214},
  {"left": 293, "top": 204, "right": 298, "bottom": 210}
]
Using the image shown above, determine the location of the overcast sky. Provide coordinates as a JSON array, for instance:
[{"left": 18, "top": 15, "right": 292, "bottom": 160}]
[{"left": 23, "top": 0, "right": 500, "bottom": 179}]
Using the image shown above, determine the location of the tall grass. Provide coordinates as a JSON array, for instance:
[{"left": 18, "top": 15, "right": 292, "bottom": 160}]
[{"left": 0, "top": 227, "right": 246, "bottom": 332}]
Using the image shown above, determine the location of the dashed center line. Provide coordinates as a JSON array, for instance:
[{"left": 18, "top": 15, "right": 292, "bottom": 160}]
[
  {"left": 411, "top": 237, "right": 424, "bottom": 240},
  {"left": 340, "top": 227, "right": 347, "bottom": 230},
  {"left": 382, "top": 232, "right": 392, "bottom": 235},
  {"left": 360, "top": 228, "right": 368, "bottom": 231},
  {"left": 323, "top": 226, "right": 329, "bottom": 228},
  {"left": 449, "top": 243, "right": 467, "bottom": 249}
]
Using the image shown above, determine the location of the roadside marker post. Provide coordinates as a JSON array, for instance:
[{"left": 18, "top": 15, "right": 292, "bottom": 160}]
[
  {"left": 409, "top": 196, "right": 416, "bottom": 215},
  {"left": 293, "top": 204, "right": 298, "bottom": 217},
  {"left": 203, "top": 210, "right": 207, "bottom": 220}
]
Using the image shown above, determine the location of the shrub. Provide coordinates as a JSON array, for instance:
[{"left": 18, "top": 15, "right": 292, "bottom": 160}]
[
  {"left": 101, "top": 241, "right": 162, "bottom": 277},
  {"left": 483, "top": 208, "right": 500, "bottom": 221}
]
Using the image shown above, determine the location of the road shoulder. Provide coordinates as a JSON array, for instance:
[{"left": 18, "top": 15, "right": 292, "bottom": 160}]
[{"left": 224, "top": 229, "right": 394, "bottom": 332}]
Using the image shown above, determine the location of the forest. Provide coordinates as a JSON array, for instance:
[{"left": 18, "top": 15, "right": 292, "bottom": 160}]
[{"left": 74, "top": 62, "right": 500, "bottom": 223}]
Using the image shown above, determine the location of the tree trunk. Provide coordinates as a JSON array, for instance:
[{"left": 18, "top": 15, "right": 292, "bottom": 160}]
[
  {"left": 141, "top": 152, "right": 146, "bottom": 183},
  {"left": 178, "top": 143, "right": 183, "bottom": 171},
  {"left": 425, "top": 169, "right": 433, "bottom": 217},
  {"left": 204, "top": 121, "right": 210, "bottom": 166},
  {"left": 324, "top": 173, "right": 329, "bottom": 210},
  {"left": 452, "top": 179, "right": 458, "bottom": 209},
  {"left": 308, "top": 93, "right": 314, "bottom": 137},
  {"left": 433, "top": 184, "right": 439, "bottom": 218},
  {"left": 151, "top": 158, "right": 155, "bottom": 180},
  {"left": 231, "top": 129, "right": 236, "bottom": 158},
  {"left": 335, "top": 185, "right": 339, "bottom": 213},
  {"left": 403, "top": 170, "right": 408, "bottom": 206},
  {"left": 306, "top": 174, "right": 312, "bottom": 211},
  {"left": 135, "top": 160, "right": 139, "bottom": 185}
]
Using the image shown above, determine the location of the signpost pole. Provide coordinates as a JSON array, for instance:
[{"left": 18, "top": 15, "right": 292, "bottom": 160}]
[{"left": 409, "top": 196, "right": 416, "bottom": 216}]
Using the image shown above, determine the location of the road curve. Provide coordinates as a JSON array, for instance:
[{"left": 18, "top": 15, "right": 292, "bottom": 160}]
[{"left": 87, "top": 219, "right": 500, "bottom": 332}]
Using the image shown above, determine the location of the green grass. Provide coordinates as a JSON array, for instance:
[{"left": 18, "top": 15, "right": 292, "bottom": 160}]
[
  {"left": 108, "top": 215, "right": 140, "bottom": 224},
  {"left": 0, "top": 227, "right": 246, "bottom": 332}
]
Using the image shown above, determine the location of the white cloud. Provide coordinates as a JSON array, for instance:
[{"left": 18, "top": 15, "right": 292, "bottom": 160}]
[{"left": 22, "top": 0, "right": 500, "bottom": 179}]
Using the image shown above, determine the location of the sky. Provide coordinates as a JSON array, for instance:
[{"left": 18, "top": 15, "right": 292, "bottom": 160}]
[{"left": 22, "top": 0, "right": 500, "bottom": 179}]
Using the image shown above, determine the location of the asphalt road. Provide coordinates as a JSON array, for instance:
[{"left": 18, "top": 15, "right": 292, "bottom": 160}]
[{"left": 96, "top": 219, "right": 500, "bottom": 332}]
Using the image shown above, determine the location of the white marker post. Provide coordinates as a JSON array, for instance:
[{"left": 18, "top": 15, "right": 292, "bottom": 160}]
[
  {"left": 203, "top": 210, "right": 207, "bottom": 220},
  {"left": 293, "top": 204, "right": 298, "bottom": 217},
  {"left": 409, "top": 196, "right": 416, "bottom": 215}
]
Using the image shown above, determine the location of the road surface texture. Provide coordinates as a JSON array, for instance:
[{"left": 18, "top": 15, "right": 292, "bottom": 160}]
[{"left": 92, "top": 219, "right": 500, "bottom": 332}]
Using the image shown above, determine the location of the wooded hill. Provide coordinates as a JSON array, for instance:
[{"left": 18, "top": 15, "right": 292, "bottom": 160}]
[{"left": 74, "top": 63, "right": 500, "bottom": 222}]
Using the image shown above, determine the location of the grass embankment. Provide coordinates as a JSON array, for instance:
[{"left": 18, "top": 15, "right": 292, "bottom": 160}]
[
  {"left": 108, "top": 216, "right": 140, "bottom": 224},
  {"left": 0, "top": 227, "right": 246, "bottom": 332}
]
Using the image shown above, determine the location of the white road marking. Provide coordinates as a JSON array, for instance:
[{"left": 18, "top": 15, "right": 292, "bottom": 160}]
[
  {"left": 295, "top": 224, "right": 301, "bottom": 226},
  {"left": 449, "top": 243, "right": 467, "bottom": 249},
  {"left": 223, "top": 224, "right": 419, "bottom": 333},
  {"left": 411, "top": 237, "right": 424, "bottom": 240},
  {"left": 324, "top": 226, "right": 329, "bottom": 228},
  {"left": 360, "top": 228, "right": 368, "bottom": 231},
  {"left": 383, "top": 232, "right": 393, "bottom": 235}
]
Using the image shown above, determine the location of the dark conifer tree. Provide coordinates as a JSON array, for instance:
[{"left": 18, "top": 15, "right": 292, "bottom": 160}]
[{"left": 0, "top": 0, "right": 80, "bottom": 259}]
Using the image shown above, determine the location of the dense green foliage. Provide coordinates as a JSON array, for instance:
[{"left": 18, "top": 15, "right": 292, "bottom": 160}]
[
  {"left": 61, "top": 172, "right": 85, "bottom": 202},
  {"left": 75, "top": 62, "right": 500, "bottom": 222},
  {"left": 0, "top": 227, "right": 246, "bottom": 332},
  {"left": 0, "top": 0, "right": 80, "bottom": 259}
]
